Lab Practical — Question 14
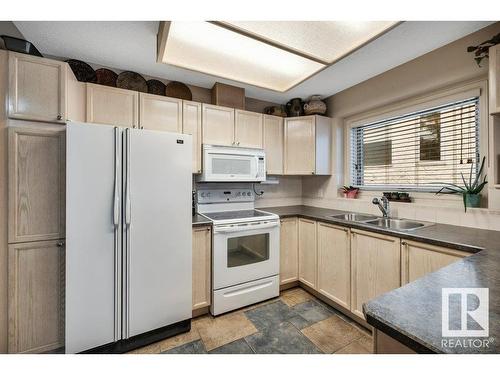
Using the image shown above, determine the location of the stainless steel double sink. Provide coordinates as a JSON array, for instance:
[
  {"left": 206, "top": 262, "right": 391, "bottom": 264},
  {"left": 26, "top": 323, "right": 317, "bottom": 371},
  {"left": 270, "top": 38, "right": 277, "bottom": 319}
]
[{"left": 328, "top": 213, "right": 433, "bottom": 231}]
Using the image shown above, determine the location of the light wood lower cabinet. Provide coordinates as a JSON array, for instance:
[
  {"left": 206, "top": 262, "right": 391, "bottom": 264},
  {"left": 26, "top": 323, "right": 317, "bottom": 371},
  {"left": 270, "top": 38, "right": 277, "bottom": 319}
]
[
  {"left": 182, "top": 100, "right": 202, "bottom": 174},
  {"left": 317, "top": 222, "right": 351, "bottom": 310},
  {"left": 8, "top": 240, "right": 65, "bottom": 353},
  {"left": 350, "top": 229, "right": 401, "bottom": 319},
  {"left": 86, "top": 83, "right": 139, "bottom": 127},
  {"left": 279, "top": 217, "right": 298, "bottom": 284},
  {"left": 402, "top": 240, "right": 467, "bottom": 284},
  {"left": 139, "top": 93, "right": 182, "bottom": 132},
  {"left": 192, "top": 226, "right": 211, "bottom": 310},
  {"left": 8, "top": 126, "right": 65, "bottom": 243},
  {"left": 298, "top": 218, "right": 317, "bottom": 289}
]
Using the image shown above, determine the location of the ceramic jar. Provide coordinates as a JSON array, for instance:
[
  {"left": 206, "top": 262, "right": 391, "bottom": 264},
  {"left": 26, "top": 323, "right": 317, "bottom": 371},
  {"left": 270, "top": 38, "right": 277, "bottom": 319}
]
[
  {"left": 286, "top": 98, "right": 304, "bottom": 117},
  {"left": 304, "top": 95, "right": 327, "bottom": 115}
]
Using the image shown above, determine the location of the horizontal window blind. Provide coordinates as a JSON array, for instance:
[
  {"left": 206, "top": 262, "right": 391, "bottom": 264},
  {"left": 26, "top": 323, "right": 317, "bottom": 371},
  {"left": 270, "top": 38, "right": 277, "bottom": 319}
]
[{"left": 350, "top": 97, "right": 480, "bottom": 191}]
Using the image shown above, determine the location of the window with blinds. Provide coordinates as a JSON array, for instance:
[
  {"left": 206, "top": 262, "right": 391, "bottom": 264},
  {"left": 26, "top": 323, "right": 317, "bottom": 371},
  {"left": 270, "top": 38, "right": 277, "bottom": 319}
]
[{"left": 350, "top": 97, "right": 480, "bottom": 191}]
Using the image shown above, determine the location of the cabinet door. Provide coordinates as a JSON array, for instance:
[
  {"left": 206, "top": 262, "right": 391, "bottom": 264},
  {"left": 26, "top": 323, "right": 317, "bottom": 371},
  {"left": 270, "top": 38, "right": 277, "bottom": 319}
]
[
  {"left": 317, "top": 222, "right": 351, "bottom": 310},
  {"left": 192, "top": 226, "right": 211, "bottom": 310},
  {"left": 298, "top": 218, "right": 317, "bottom": 289},
  {"left": 284, "top": 116, "right": 315, "bottom": 175},
  {"left": 263, "top": 115, "right": 283, "bottom": 174},
  {"left": 183, "top": 101, "right": 202, "bottom": 174},
  {"left": 402, "top": 240, "right": 466, "bottom": 284},
  {"left": 234, "top": 110, "right": 263, "bottom": 148},
  {"left": 86, "top": 83, "right": 139, "bottom": 127},
  {"left": 202, "top": 104, "right": 235, "bottom": 146},
  {"left": 280, "top": 217, "right": 298, "bottom": 285},
  {"left": 8, "top": 53, "right": 66, "bottom": 123},
  {"left": 351, "top": 229, "right": 400, "bottom": 319},
  {"left": 139, "top": 93, "right": 182, "bottom": 132},
  {"left": 8, "top": 240, "right": 65, "bottom": 353},
  {"left": 8, "top": 126, "right": 65, "bottom": 243},
  {"left": 490, "top": 44, "right": 500, "bottom": 115}
]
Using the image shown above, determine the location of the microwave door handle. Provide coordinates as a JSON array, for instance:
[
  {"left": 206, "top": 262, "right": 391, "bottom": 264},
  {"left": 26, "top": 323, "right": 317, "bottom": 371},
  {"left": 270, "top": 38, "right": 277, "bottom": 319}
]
[{"left": 255, "top": 156, "right": 260, "bottom": 178}]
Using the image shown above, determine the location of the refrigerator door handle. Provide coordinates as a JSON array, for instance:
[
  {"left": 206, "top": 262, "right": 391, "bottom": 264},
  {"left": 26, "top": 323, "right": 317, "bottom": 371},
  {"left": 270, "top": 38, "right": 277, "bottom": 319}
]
[
  {"left": 113, "top": 127, "right": 120, "bottom": 227},
  {"left": 125, "top": 128, "right": 131, "bottom": 226}
]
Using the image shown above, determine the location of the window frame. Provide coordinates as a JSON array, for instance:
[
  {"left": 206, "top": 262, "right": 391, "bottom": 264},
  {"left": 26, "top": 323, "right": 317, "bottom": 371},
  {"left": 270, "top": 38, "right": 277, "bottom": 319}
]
[{"left": 344, "top": 80, "right": 488, "bottom": 193}]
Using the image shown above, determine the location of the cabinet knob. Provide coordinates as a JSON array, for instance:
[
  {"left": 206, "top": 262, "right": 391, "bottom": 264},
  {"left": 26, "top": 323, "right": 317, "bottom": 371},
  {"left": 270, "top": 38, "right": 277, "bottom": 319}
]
[
  {"left": 56, "top": 115, "right": 62, "bottom": 121},
  {"left": 311, "top": 172, "right": 315, "bottom": 175},
  {"left": 56, "top": 241, "right": 65, "bottom": 247},
  {"left": 237, "top": 142, "right": 240, "bottom": 146}
]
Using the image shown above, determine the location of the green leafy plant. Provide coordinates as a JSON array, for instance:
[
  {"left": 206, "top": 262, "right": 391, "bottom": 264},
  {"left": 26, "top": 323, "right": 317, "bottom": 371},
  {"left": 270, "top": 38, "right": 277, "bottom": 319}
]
[
  {"left": 435, "top": 156, "right": 487, "bottom": 212},
  {"left": 467, "top": 32, "right": 500, "bottom": 66}
]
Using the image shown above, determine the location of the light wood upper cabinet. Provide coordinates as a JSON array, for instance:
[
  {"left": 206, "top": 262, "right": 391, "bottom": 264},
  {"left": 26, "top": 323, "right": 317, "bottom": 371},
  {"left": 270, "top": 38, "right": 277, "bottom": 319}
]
[
  {"left": 8, "top": 126, "right": 65, "bottom": 243},
  {"left": 202, "top": 104, "right": 235, "bottom": 146},
  {"left": 192, "top": 226, "right": 211, "bottom": 310},
  {"left": 86, "top": 83, "right": 139, "bottom": 128},
  {"left": 317, "top": 222, "right": 351, "bottom": 310},
  {"left": 263, "top": 115, "right": 284, "bottom": 174},
  {"left": 284, "top": 115, "right": 331, "bottom": 175},
  {"left": 8, "top": 53, "right": 67, "bottom": 123},
  {"left": 8, "top": 240, "right": 65, "bottom": 353},
  {"left": 234, "top": 109, "right": 263, "bottom": 148},
  {"left": 402, "top": 240, "right": 467, "bottom": 284},
  {"left": 183, "top": 100, "right": 202, "bottom": 174},
  {"left": 284, "top": 116, "right": 315, "bottom": 175},
  {"left": 350, "top": 229, "right": 401, "bottom": 320},
  {"left": 298, "top": 218, "right": 317, "bottom": 289},
  {"left": 490, "top": 44, "right": 500, "bottom": 115},
  {"left": 280, "top": 217, "right": 298, "bottom": 285},
  {"left": 139, "top": 93, "right": 182, "bottom": 132}
]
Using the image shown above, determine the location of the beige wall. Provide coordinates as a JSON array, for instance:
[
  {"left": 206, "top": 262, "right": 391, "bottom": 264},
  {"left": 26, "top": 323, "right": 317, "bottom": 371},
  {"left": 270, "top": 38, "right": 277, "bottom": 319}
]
[{"left": 302, "top": 22, "right": 500, "bottom": 230}]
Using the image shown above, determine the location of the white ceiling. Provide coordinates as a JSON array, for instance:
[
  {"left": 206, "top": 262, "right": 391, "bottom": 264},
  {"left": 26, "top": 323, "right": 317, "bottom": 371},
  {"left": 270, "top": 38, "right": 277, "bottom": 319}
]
[{"left": 14, "top": 21, "right": 493, "bottom": 103}]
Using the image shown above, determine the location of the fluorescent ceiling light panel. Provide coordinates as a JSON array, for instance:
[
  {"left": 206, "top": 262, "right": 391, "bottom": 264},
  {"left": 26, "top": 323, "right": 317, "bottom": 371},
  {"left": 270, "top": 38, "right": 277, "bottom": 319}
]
[
  {"left": 161, "top": 21, "right": 325, "bottom": 92},
  {"left": 221, "top": 21, "right": 399, "bottom": 64}
]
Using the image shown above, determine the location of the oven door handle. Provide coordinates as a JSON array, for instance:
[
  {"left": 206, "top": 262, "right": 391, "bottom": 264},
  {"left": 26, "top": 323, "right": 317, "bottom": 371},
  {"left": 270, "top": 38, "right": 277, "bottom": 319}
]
[{"left": 214, "top": 222, "right": 279, "bottom": 234}]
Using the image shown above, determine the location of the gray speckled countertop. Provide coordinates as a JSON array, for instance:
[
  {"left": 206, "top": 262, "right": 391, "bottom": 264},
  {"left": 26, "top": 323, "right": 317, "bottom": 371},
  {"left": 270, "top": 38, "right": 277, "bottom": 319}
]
[
  {"left": 260, "top": 205, "right": 500, "bottom": 354},
  {"left": 192, "top": 213, "right": 212, "bottom": 226}
]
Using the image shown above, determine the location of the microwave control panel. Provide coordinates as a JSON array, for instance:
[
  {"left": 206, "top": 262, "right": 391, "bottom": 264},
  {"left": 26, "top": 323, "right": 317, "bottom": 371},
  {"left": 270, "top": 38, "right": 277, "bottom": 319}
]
[{"left": 257, "top": 157, "right": 265, "bottom": 178}]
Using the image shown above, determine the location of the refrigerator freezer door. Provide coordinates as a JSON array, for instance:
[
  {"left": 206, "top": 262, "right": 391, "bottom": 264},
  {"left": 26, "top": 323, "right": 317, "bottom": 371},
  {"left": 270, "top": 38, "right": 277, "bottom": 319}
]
[
  {"left": 65, "top": 123, "right": 121, "bottom": 353},
  {"left": 125, "top": 129, "right": 192, "bottom": 338}
]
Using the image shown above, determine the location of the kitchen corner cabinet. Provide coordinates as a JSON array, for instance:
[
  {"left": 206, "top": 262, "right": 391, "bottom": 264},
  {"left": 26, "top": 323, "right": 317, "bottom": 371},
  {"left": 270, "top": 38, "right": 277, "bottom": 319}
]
[
  {"left": 298, "top": 218, "right": 317, "bottom": 289},
  {"left": 263, "top": 115, "right": 284, "bottom": 174},
  {"left": 350, "top": 229, "right": 401, "bottom": 320},
  {"left": 8, "top": 52, "right": 67, "bottom": 123},
  {"left": 8, "top": 126, "right": 65, "bottom": 243},
  {"left": 8, "top": 240, "right": 65, "bottom": 353},
  {"left": 86, "top": 83, "right": 139, "bottom": 128},
  {"left": 490, "top": 44, "right": 500, "bottom": 115},
  {"left": 402, "top": 240, "right": 467, "bottom": 284},
  {"left": 279, "top": 217, "right": 299, "bottom": 284},
  {"left": 234, "top": 109, "right": 263, "bottom": 148},
  {"left": 202, "top": 103, "right": 235, "bottom": 146},
  {"left": 183, "top": 101, "right": 202, "bottom": 174},
  {"left": 192, "top": 226, "right": 211, "bottom": 310},
  {"left": 317, "top": 222, "right": 351, "bottom": 310},
  {"left": 139, "top": 93, "right": 182, "bottom": 132},
  {"left": 284, "top": 115, "right": 331, "bottom": 175}
]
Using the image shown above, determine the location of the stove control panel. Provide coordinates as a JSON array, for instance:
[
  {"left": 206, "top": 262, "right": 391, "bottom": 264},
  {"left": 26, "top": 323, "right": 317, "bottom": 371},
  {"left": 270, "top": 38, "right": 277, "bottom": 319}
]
[{"left": 197, "top": 189, "right": 254, "bottom": 203}]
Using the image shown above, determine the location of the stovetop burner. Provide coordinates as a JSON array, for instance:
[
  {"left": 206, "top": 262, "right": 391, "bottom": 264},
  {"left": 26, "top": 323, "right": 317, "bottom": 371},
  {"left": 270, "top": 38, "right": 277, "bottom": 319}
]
[{"left": 202, "top": 209, "right": 272, "bottom": 222}]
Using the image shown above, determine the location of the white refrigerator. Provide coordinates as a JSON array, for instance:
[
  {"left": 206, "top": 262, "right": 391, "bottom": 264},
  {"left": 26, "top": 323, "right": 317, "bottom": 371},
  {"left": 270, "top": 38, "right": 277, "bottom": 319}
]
[{"left": 65, "top": 122, "right": 192, "bottom": 353}]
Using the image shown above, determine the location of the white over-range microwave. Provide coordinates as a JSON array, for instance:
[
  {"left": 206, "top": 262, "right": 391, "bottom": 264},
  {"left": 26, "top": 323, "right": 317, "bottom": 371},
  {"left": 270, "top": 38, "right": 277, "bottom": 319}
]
[{"left": 197, "top": 144, "right": 266, "bottom": 182}]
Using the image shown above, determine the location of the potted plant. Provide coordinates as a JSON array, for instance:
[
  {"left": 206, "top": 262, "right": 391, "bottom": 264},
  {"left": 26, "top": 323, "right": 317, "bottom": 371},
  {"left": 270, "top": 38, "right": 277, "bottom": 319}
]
[
  {"left": 342, "top": 186, "right": 359, "bottom": 199},
  {"left": 435, "top": 157, "right": 487, "bottom": 212}
]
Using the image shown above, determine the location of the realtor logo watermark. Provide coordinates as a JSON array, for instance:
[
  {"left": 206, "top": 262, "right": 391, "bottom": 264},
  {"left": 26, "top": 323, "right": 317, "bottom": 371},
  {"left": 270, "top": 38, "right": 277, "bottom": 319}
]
[{"left": 441, "top": 288, "right": 493, "bottom": 349}]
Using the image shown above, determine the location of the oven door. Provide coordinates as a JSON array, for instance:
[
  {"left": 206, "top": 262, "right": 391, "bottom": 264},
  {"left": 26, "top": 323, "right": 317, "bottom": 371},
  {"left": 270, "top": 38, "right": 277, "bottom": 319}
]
[{"left": 212, "top": 220, "right": 280, "bottom": 290}]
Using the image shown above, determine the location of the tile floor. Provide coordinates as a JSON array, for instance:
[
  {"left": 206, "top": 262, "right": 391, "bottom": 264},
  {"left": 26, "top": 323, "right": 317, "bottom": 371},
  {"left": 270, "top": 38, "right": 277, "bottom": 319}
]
[{"left": 128, "top": 288, "right": 373, "bottom": 354}]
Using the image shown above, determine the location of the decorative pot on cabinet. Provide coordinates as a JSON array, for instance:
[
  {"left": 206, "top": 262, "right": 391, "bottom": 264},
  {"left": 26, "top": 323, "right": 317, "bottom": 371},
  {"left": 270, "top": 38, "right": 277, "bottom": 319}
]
[
  {"left": 304, "top": 95, "right": 327, "bottom": 115},
  {"left": 285, "top": 98, "right": 304, "bottom": 117}
]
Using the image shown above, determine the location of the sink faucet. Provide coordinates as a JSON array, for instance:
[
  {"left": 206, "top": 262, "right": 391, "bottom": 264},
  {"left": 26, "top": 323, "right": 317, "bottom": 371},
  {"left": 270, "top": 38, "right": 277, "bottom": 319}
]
[{"left": 372, "top": 196, "right": 390, "bottom": 218}]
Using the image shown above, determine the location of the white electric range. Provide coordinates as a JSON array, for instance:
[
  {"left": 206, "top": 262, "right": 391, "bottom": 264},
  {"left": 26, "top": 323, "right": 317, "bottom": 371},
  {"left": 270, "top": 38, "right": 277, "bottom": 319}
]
[{"left": 197, "top": 188, "right": 280, "bottom": 315}]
